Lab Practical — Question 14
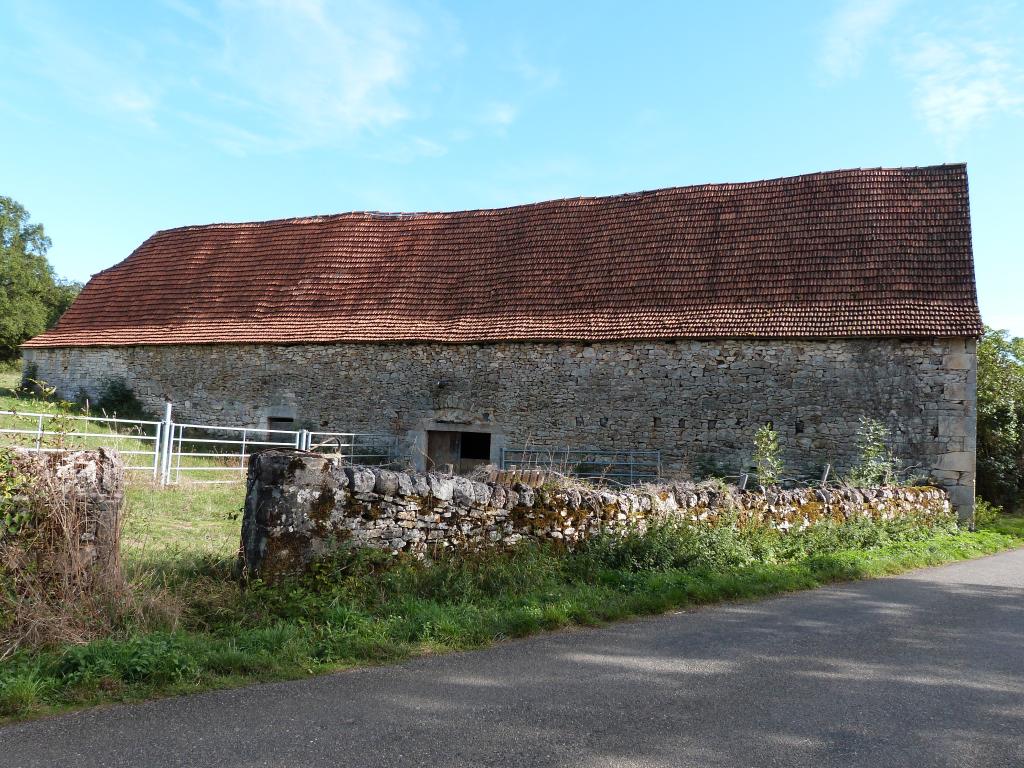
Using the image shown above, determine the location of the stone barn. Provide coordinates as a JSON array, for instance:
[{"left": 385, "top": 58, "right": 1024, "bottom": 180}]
[{"left": 22, "top": 165, "right": 981, "bottom": 514}]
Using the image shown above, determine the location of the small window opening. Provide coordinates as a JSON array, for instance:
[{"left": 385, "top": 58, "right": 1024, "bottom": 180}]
[{"left": 460, "top": 431, "right": 491, "bottom": 461}]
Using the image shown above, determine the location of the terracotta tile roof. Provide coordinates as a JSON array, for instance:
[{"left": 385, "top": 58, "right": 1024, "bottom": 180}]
[{"left": 24, "top": 164, "right": 982, "bottom": 348}]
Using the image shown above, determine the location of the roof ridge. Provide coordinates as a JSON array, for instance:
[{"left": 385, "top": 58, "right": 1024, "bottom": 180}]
[{"left": 149, "top": 163, "right": 968, "bottom": 235}]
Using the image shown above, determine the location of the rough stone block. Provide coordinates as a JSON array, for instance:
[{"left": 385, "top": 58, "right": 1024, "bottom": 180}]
[
  {"left": 345, "top": 466, "right": 376, "bottom": 494},
  {"left": 427, "top": 473, "right": 454, "bottom": 501},
  {"left": 936, "top": 452, "right": 974, "bottom": 472},
  {"left": 946, "top": 485, "right": 975, "bottom": 521},
  {"left": 943, "top": 382, "right": 968, "bottom": 402},
  {"left": 7, "top": 448, "right": 125, "bottom": 586},
  {"left": 937, "top": 415, "right": 970, "bottom": 438},
  {"left": 452, "top": 476, "right": 476, "bottom": 505},
  {"left": 373, "top": 469, "right": 400, "bottom": 497},
  {"left": 943, "top": 353, "right": 974, "bottom": 370}
]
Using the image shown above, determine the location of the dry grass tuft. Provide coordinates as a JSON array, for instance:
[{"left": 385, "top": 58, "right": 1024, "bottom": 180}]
[{"left": 0, "top": 449, "right": 135, "bottom": 659}]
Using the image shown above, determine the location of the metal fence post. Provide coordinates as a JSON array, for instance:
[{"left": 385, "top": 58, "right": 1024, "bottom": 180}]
[
  {"left": 152, "top": 421, "right": 162, "bottom": 481},
  {"left": 35, "top": 414, "right": 44, "bottom": 451},
  {"left": 159, "top": 401, "right": 173, "bottom": 486}
]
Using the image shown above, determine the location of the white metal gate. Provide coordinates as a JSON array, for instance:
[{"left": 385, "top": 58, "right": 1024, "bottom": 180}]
[
  {"left": 0, "top": 403, "right": 398, "bottom": 485},
  {"left": 0, "top": 409, "right": 163, "bottom": 477}
]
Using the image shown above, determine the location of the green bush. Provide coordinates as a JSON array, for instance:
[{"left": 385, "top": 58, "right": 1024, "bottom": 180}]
[
  {"left": 0, "top": 670, "right": 51, "bottom": 718},
  {"left": 576, "top": 510, "right": 954, "bottom": 575},
  {"left": 0, "top": 447, "right": 37, "bottom": 538},
  {"left": 579, "top": 516, "right": 768, "bottom": 573},
  {"left": 57, "top": 634, "right": 200, "bottom": 687},
  {"left": 973, "top": 497, "right": 1003, "bottom": 527}
]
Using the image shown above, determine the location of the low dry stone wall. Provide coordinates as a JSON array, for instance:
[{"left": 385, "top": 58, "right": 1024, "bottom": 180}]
[{"left": 241, "top": 450, "right": 951, "bottom": 580}]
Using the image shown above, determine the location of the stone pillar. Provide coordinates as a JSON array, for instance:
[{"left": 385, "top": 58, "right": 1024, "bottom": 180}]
[
  {"left": 6, "top": 447, "right": 125, "bottom": 584},
  {"left": 933, "top": 338, "right": 977, "bottom": 521}
]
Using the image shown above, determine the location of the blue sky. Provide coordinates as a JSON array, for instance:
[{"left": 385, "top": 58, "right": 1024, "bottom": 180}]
[{"left": 2, "top": 0, "right": 1022, "bottom": 335}]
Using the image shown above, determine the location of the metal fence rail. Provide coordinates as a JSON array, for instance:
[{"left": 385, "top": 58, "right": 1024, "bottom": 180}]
[
  {"left": 0, "top": 404, "right": 398, "bottom": 486},
  {"left": 164, "top": 422, "right": 307, "bottom": 484},
  {"left": 501, "top": 446, "right": 661, "bottom": 485},
  {"left": 306, "top": 431, "right": 400, "bottom": 465},
  {"left": 0, "top": 409, "right": 163, "bottom": 476}
]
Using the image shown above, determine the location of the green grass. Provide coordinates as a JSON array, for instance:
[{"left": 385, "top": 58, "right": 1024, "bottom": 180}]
[
  {"left": 122, "top": 484, "right": 243, "bottom": 581},
  {"left": 2, "top": 479, "right": 1022, "bottom": 723},
  {"left": 984, "top": 514, "right": 1024, "bottom": 539}
]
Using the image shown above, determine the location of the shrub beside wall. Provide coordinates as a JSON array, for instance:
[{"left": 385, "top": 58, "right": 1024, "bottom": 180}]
[{"left": 241, "top": 450, "right": 952, "bottom": 581}]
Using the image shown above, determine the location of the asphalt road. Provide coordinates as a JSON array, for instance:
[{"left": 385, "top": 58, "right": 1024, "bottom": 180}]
[{"left": 3, "top": 548, "right": 1023, "bottom": 768}]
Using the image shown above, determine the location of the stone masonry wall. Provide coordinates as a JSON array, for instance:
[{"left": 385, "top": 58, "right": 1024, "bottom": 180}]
[
  {"left": 241, "top": 450, "right": 952, "bottom": 581},
  {"left": 23, "top": 336, "right": 976, "bottom": 515}
]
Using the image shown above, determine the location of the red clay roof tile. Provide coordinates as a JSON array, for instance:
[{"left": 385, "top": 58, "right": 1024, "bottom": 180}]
[{"left": 24, "top": 164, "right": 982, "bottom": 348}]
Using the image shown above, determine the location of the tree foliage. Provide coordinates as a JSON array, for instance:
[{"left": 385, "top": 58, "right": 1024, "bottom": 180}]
[
  {"left": 977, "top": 326, "right": 1024, "bottom": 508},
  {"left": 0, "top": 196, "right": 81, "bottom": 361}
]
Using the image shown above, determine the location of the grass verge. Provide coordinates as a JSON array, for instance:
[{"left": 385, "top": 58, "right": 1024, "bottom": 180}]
[{"left": 1, "top": 483, "right": 1022, "bottom": 724}]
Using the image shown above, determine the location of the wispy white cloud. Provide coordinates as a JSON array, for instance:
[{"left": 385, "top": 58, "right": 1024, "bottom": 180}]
[
  {"left": 9, "top": 0, "right": 454, "bottom": 155},
  {"left": 160, "top": 0, "right": 208, "bottom": 26},
  {"left": 109, "top": 88, "right": 159, "bottom": 121},
  {"left": 177, "top": 111, "right": 280, "bottom": 156},
  {"left": 820, "top": 0, "right": 905, "bottom": 80},
  {"left": 479, "top": 101, "right": 518, "bottom": 127},
  {"left": 211, "top": 0, "right": 420, "bottom": 148},
  {"left": 815, "top": 1, "right": 1024, "bottom": 147},
  {"left": 8, "top": 1, "right": 161, "bottom": 127},
  {"left": 508, "top": 46, "right": 560, "bottom": 90},
  {"left": 900, "top": 34, "right": 1023, "bottom": 148},
  {"left": 362, "top": 135, "right": 448, "bottom": 164}
]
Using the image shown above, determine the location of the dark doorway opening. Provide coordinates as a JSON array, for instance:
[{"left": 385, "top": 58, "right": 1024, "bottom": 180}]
[
  {"left": 266, "top": 416, "right": 295, "bottom": 441},
  {"left": 426, "top": 430, "right": 492, "bottom": 474}
]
